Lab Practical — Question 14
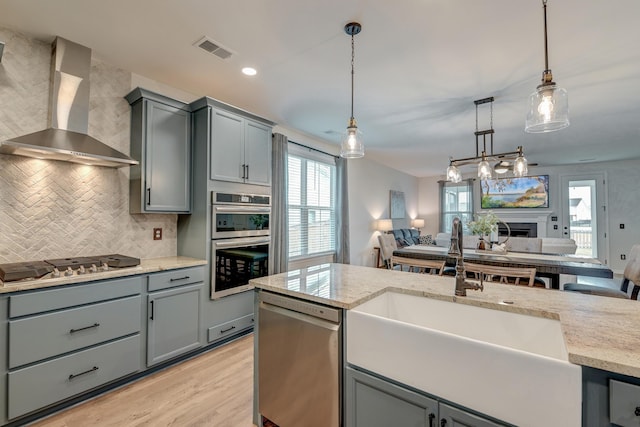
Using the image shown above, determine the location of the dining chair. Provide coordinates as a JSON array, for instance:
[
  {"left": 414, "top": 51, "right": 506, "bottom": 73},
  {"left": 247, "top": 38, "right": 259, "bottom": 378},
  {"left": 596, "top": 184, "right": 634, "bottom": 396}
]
[
  {"left": 377, "top": 234, "right": 445, "bottom": 274},
  {"left": 564, "top": 244, "right": 640, "bottom": 300},
  {"left": 464, "top": 262, "right": 539, "bottom": 287}
]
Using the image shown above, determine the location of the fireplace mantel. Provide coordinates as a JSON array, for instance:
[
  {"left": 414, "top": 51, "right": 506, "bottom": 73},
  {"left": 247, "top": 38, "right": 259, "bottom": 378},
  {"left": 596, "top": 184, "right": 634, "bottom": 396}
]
[{"left": 479, "top": 211, "right": 552, "bottom": 238}]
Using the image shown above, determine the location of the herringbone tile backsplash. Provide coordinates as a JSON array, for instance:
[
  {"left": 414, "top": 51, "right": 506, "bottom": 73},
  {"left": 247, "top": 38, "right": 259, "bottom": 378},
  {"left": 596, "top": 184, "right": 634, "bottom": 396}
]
[{"left": 0, "top": 28, "right": 176, "bottom": 263}]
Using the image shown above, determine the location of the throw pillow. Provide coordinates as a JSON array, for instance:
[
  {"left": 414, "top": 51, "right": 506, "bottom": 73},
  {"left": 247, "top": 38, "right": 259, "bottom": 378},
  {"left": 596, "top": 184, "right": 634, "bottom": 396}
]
[{"left": 419, "top": 234, "right": 434, "bottom": 245}]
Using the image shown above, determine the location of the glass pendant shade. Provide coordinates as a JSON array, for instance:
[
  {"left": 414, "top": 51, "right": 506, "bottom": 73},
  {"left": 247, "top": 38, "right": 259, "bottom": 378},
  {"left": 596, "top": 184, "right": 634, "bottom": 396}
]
[
  {"left": 446, "top": 164, "right": 462, "bottom": 183},
  {"left": 477, "top": 159, "right": 492, "bottom": 179},
  {"left": 513, "top": 155, "right": 528, "bottom": 177},
  {"left": 340, "top": 123, "right": 364, "bottom": 158},
  {"left": 525, "top": 84, "right": 569, "bottom": 133}
]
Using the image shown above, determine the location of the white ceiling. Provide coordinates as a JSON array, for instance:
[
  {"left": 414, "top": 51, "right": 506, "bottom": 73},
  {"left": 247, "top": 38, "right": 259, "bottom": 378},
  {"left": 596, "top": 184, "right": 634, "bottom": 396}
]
[{"left": 1, "top": 0, "right": 639, "bottom": 177}]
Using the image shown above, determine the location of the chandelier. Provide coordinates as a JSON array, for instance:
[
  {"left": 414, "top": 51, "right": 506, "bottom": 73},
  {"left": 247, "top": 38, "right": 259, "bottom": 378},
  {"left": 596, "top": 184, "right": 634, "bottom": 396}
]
[{"left": 446, "top": 97, "right": 528, "bottom": 183}]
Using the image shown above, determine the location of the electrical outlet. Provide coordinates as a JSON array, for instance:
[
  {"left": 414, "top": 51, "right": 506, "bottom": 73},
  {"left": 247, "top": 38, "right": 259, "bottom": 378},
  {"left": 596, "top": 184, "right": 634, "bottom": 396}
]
[
  {"left": 153, "top": 228, "right": 162, "bottom": 240},
  {"left": 621, "top": 254, "right": 626, "bottom": 260}
]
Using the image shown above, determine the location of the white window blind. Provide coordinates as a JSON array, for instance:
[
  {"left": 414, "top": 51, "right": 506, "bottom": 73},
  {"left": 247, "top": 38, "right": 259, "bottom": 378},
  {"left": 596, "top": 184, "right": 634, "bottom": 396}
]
[
  {"left": 440, "top": 180, "right": 474, "bottom": 233},
  {"left": 288, "top": 147, "right": 336, "bottom": 259}
]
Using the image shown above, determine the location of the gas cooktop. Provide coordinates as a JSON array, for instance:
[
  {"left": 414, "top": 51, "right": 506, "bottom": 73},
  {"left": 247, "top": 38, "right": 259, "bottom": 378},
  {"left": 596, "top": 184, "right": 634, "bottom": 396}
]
[{"left": 0, "top": 254, "right": 141, "bottom": 283}]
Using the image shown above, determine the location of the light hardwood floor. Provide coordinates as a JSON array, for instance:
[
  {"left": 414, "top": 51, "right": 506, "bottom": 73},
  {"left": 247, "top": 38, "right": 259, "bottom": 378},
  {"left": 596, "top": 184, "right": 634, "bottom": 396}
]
[{"left": 29, "top": 334, "right": 256, "bottom": 427}]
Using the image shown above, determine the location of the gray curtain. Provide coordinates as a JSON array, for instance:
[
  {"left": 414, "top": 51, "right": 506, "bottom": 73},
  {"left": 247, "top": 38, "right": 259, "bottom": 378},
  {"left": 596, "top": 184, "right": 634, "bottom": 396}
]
[
  {"left": 335, "top": 157, "right": 350, "bottom": 264},
  {"left": 270, "top": 133, "right": 289, "bottom": 274}
]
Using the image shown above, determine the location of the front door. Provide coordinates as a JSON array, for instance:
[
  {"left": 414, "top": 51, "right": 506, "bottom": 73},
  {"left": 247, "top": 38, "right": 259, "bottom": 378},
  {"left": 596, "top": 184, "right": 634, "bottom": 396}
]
[{"left": 560, "top": 174, "right": 608, "bottom": 263}]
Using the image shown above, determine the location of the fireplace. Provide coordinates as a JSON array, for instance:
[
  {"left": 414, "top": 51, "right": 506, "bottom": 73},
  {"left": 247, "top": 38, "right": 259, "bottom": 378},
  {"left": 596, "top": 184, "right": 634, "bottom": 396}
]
[{"left": 498, "top": 222, "right": 537, "bottom": 237}]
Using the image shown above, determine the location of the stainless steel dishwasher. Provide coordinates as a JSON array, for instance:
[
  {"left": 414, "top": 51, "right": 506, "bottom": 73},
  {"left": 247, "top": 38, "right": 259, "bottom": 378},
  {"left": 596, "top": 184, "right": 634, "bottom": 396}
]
[{"left": 258, "top": 291, "right": 342, "bottom": 427}]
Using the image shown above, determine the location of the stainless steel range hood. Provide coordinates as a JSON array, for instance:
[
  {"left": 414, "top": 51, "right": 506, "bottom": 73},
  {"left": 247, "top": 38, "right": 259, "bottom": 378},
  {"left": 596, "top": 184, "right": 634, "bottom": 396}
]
[{"left": 0, "top": 37, "right": 138, "bottom": 167}]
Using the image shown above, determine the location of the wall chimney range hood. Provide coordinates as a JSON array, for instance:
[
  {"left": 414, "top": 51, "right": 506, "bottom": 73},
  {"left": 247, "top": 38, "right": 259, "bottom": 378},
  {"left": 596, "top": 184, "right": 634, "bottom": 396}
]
[{"left": 0, "top": 37, "right": 138, "bottom": 168}]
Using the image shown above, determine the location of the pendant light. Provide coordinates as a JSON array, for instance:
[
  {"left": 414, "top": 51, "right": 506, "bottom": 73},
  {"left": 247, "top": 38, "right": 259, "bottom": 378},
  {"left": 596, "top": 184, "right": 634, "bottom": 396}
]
[
  {"left": 477, "top": 152, "right": 492, "bottom": 179},
  {"left": 513, "top": 146, "right": 528, "bottom": 177},
  {"left": 525, "top": 0, "right": 569, "bottom": 133},
  {"left": 340, "top": 22, "right": 364, "bottom": 158},
  {"left": 446, "top": 160, "right": 462, "bottom": 183}
]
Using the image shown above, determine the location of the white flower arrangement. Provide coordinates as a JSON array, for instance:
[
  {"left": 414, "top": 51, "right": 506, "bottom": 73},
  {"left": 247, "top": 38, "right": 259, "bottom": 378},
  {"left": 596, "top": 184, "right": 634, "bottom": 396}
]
[{"left": 467, "top": 212, "right": 499, "bottom": 237}]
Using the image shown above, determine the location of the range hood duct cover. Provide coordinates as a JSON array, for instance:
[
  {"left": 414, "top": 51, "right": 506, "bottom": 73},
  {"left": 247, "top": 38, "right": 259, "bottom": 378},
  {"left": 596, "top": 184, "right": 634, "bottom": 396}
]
[{"left": 0, "top": 37, "right": 138, "bottom": 167}]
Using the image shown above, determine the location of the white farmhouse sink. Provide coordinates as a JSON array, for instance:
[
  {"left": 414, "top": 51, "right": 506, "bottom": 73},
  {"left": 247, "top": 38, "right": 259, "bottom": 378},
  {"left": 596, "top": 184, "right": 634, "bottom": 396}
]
[{"left": 347, "top": 292, "right": 581, "bottom": 427}]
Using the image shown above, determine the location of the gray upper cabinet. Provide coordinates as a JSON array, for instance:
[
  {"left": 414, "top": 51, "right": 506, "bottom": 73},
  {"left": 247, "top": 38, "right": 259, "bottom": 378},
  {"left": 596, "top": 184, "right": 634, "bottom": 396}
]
[
  {"left": 126, "top": 88, "right": 192, "bottom": 213},
  {"left": 210, "top": 108, "right": 272, "bottom": 186},
  {"left": 189, "top": 97, "right": 274, "bottom": 187}
]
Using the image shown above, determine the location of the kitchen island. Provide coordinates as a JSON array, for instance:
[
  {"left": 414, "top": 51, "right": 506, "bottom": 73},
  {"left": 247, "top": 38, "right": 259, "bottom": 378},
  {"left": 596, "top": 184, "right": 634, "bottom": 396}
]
[{"left": 251, "top": 263, "right": 640, "bottom": 427}]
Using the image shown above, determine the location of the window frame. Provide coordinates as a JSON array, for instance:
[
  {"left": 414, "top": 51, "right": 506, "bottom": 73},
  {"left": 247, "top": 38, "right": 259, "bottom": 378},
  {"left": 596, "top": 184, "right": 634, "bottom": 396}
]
[
  {"left": 439, "top": 179, "right": 474, "bottom": 234},
  {"left": 287, "top": 145, "right": 337, "bottom": 263}
]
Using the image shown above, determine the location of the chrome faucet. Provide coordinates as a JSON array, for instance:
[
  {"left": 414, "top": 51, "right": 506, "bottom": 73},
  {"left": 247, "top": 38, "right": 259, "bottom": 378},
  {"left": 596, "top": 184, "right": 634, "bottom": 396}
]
[{"left": 448, "top": 217, "right": 483, "bottom": 296}]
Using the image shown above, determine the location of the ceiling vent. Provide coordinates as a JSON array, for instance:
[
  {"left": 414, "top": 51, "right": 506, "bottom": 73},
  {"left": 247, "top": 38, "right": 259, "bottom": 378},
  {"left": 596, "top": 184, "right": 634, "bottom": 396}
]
[{"left": 194, "top": 36, "right": 233, "bottom": 60}]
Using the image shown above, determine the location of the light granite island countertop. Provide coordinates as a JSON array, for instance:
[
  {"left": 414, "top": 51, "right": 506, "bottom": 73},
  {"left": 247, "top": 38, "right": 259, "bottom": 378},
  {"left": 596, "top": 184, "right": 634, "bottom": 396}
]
[
  {"left": 251, "top": 262, "right": 640, "bottom": 379},
  {"left": 0, "top": 256, "right": 207, "bottom": 294}
]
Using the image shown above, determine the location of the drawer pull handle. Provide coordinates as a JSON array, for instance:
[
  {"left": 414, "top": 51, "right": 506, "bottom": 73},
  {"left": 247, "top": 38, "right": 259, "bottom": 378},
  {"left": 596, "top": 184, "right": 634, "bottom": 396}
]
[
  {"left": 68, "top": 366, "right": 99, "bottom": 381},
  {"left": 220, "top": 325, "right": 236, "bottom": 334},
  {"left": 635, "top": 406, "right": 640, "bottom": 416},
  {"left": 69, "top": 323, "right": 100, "bottom": 334},
  {"left": 170, "top": 276, "right": 190, "bottom": 282}
]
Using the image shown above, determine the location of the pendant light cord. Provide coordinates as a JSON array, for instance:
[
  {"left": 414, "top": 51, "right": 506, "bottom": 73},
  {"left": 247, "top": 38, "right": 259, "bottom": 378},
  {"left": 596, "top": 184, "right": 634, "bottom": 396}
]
[
  {"left": 543, "top": 0, "right": 549, "bottom": 72},
  {"left": 350, "top": 34, "right": 355, "bottom": 121}
]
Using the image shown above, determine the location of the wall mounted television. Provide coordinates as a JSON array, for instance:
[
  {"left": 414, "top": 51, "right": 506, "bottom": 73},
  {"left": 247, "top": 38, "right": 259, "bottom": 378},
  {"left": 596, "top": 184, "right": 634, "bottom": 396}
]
[{"left": 480, "top": 175, "right": 549, "bottom": 209}]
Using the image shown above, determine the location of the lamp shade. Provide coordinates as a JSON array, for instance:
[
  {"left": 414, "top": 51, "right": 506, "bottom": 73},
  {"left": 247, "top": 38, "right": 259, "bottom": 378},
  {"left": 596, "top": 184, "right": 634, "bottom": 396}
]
[
  {"left": 412, "top": 218, "right": 425, "bottom": 229},
  {"left": 525, "top": 85, "right": 569, "bottom": 133},
  {"left": 340, "top": 124, "right": 364, "bottom": 158},
  {"left": 477, "top": 159, "right": 492, "bottom": 179},
  {"left": 377, "top": 219, "right": 393, "bottom": 232}
]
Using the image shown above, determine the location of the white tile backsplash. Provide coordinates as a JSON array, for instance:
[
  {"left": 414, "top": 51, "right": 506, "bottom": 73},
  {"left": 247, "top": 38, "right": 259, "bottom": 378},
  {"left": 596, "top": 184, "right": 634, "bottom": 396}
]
[{"left": 0, "top": 28, "right": 176, "bottom": 263}]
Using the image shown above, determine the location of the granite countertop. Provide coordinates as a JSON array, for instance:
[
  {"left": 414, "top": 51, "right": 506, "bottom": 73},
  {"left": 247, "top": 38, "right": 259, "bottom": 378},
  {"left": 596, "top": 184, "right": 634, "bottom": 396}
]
[
  {"left": 251, "top": 263, "right": 640, "bottom": 378},
  {"left": 0, "top": 256, "right": 207, "bottom": 294}
]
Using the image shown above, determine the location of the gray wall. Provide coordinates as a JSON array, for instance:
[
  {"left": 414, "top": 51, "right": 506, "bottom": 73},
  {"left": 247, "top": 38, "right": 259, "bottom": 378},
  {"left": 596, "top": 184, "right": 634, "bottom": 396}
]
[{"left": 0, "top": 28, "right": 176, "bottom": 263}]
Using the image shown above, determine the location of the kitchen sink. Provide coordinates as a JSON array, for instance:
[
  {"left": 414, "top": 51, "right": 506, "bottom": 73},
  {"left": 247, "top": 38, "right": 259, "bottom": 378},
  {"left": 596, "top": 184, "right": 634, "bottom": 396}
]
[{"left": 346, "top": 291, "right": 581, "bottom": 427}]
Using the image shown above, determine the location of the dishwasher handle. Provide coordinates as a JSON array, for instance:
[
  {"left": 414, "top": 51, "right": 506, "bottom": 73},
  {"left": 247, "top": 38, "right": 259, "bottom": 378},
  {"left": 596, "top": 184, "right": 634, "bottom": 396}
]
[{"left": 259, "top": 302, "right": 340, "bottom": 331}]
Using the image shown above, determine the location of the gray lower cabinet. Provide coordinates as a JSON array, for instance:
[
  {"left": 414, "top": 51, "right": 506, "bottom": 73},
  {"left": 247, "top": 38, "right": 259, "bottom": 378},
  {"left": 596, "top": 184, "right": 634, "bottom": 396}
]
[
  {"left": 346, "top": 367, "right": 437, "bottom": 427},
  {"left": 146, "top": 273, "right": 202, "bottom": 366},
  {"left": 6, "top": 276, "right": 144, "bottom": 421},
  {"left": 204, "top": 289, "right": 255, "bottom": 344},
  {"left": 8, "top": 335, "right": 141, "bottom": 420},
  {"left": 439, "top": 403, "right": 505, "bottom": 427},
  {"left": 346, "top": 367, "right": 507, "bottom": 427},
  {"left": 126, "top": 87, "right": 191, "bottom": 214}
]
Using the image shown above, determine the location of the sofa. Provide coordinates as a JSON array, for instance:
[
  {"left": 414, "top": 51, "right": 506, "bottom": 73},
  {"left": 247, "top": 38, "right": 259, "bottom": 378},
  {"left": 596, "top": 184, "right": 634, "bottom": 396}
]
[{"left": 389, "top": 228, "right": 429, "bottom": 248}]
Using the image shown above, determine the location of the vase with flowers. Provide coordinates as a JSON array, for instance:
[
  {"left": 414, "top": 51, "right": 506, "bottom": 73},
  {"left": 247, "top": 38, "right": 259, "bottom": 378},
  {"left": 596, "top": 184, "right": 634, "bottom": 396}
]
[{"left": 467, "top": 212, "right": 499, "bottom": 250}]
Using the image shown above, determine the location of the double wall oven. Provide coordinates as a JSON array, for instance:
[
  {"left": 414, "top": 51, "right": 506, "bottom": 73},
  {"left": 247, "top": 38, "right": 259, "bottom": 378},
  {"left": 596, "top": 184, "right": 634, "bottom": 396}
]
[{"left": 210, "top": 192, "right": 271, "bottom": 299}]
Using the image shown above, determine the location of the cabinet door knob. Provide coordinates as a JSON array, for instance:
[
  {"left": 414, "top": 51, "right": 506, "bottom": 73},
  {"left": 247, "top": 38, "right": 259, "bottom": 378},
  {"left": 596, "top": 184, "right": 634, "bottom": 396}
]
[{"left": 635, "top": 406, "right": 640, "bottom": 416}]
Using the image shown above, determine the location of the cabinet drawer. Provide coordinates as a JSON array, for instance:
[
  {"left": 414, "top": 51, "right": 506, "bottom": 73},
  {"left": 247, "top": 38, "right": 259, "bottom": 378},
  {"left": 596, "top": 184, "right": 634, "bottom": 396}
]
[
  {"left": 8, "top": 334, "right": 141, "bottom": 420},
  {"left": 147, "top": 266, "right": 204, "bottom": 291},
  {"left": 9, "top": 296, "right": 141, "bottom": 369},
  {"left": 610, "top": 379, "right": 640, "bottom": 427},
  {"left": 9, "top": 276, "right": 143, "bottom": 318},
  {"left": 208, "top": 313, "right": 254, "bottom": 343}
]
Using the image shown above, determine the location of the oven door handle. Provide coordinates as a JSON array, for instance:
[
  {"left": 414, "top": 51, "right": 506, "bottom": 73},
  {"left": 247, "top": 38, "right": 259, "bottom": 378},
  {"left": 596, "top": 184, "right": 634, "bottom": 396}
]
[
  {"left": 214, "top": 237, "right": 271, "bottom": 249},
  {"left": 213, "top": 206, "right": 271, "bottom": 214}
]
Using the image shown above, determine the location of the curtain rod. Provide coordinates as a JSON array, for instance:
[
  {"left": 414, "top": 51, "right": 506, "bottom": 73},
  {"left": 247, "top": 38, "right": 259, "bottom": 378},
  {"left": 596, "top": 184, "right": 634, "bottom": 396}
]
[{"left": 287, "top": 140, "right": 337, "bottom": 159}]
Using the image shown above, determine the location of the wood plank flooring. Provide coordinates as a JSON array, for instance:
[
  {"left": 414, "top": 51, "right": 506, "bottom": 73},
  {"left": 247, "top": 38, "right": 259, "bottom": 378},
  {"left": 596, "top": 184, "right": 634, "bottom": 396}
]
[{"left": 29, "top": 334, "right": 256, "bottom": 427}]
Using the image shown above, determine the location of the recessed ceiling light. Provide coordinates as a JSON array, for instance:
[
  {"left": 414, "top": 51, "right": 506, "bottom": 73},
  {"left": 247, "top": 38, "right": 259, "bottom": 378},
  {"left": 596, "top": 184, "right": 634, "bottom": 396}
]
[{"left": 242, "top": 67, "right": 257, "bottom": 76}]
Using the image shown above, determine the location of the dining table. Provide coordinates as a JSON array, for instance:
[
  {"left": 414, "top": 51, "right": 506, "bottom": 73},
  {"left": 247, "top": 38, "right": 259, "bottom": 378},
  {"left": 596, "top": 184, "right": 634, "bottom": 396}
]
[{"left": 393, "top": 244, "right": 614, "bottom": 290}]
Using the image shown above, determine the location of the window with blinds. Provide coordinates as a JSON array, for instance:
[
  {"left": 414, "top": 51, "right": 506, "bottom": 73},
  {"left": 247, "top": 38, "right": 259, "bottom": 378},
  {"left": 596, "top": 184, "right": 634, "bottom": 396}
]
[
  {"left": 440, "top": 180, "right": 474, "bottom": 233},
  {"left": 288, "top": 151, "right": 336, "bottom": 259}
]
